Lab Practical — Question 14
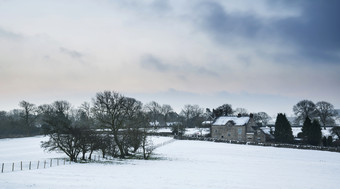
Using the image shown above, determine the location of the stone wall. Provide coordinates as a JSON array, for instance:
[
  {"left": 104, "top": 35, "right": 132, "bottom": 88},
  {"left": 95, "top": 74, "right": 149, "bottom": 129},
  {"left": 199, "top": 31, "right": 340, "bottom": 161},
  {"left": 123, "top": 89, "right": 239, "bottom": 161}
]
[
  {"left": 174, "top": 136, "right": 340, "bottom": 153},
  {"left": 211, "top": 125, "right": 246, "bottom": 141}
]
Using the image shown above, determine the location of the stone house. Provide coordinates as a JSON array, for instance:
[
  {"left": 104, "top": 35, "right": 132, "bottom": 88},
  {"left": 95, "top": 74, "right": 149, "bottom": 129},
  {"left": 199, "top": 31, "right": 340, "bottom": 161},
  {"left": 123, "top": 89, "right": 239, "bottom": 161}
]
[{"left": 211, "top": 114, "right": 267, "bottom": 143}]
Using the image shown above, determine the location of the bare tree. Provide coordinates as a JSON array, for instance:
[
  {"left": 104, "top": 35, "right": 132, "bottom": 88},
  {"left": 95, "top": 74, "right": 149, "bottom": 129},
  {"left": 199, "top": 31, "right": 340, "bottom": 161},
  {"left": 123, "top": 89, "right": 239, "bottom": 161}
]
[
  {"left": 161, "top": 104, "right": 173, "bottom": 126},
  {"left": 97, "top": 134, "right": 114, "bottom": 158},
  {"left": 74, "top": 107, "right": 97, "bottom": 160},
  {"left": 213, "top": 104, "right": 233, "bottom": 118},
  {"left": 92, "top": 91, "right": 142, "bottom": 158},
  {"left": 293, "top": 100, "right": 317, "bottom": 125},
  {"left": 80, "top": 102, "right": 92, "bottom": 122},
  {"left": 144, "top": 101, "right": 162, "bottom": 127},
  {"left": 180, "top": 104, "right": 204, "bottom": 128},
  {"left": 234, "top": 108, "right": 249, "bottom": 116},
  {"left": 254, "top": 112, "right": 271, "bottom": 126},
  {"left": 40, "top": 101, "right": 81, "bottom": 162},
  {"left": 129, "top": 111, "right": 154, "bottom": 159},
  {"left": 316, "top": 101, "right": 338, "bottom": 129},
  {"left": 19, "top": 100, "right": 37, "bottom": 135},
  {"left": 141, "top": 128, "right": 153, "bottom": 160}
]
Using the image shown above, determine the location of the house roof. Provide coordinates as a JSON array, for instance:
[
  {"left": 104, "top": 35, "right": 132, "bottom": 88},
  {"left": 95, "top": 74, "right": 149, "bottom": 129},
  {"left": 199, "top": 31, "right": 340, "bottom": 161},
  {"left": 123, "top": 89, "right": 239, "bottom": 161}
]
[{"left": 213, "top": 116, "right": 250, "bottom": 126}]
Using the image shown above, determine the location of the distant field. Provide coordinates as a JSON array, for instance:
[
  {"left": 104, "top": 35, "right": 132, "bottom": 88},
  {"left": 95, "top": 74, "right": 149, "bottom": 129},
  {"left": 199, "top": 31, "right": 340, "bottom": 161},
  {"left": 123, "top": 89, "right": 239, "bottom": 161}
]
[{"left": 1, "top": 136, "right": 340, "bottom": 189}]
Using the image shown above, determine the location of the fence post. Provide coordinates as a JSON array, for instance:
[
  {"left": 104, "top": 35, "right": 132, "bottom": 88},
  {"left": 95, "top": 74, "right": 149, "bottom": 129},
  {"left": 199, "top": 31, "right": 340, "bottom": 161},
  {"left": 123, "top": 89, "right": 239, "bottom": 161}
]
[
  {"left": 64, "top": 158, "right": 66, "bottom": 165},
  {"left": 50, "top": 159, "right": 52, "bottom": 167},
  {"left": 29, "top": 161, "right": 31, "bottom": 170},
  {"left": 1, "top": 163, "right": 4, "bottom": 173},
  {"left": 44, "top": 160, "right": 46, "bottom": 168},
  {"left": 21, "top": 161, "right": 22, "bottom": 171},
  {"left": 57, "top": 159, "right": 59, "bottom": 166},
  {"left": 12, "top": 163, "right": 14, "bottom": 172},
  {"left": 37, "top": 161, "right": 40, "bottom": 169}
]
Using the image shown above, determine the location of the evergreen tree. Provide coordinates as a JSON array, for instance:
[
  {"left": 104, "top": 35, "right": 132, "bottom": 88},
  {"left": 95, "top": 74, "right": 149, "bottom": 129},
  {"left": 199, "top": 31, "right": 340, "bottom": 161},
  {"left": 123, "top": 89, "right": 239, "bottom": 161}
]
[
  {"left": 301, "top": 116, "right": 312, "bottom": 142},
  {"left": 327, "top": 136, "right": 333, "bottom": 146},
  {"left": 274, "top": 113, "right": 294, "bottom": 143},
  {"left": 322, "top": 136, "right": 333, "bottom": 146},
  {"left": 309, "top": 120, "right": 322, "bottom": 146},
  {"left": 322, "top": 136, "right": 327, "bottom": 146}
]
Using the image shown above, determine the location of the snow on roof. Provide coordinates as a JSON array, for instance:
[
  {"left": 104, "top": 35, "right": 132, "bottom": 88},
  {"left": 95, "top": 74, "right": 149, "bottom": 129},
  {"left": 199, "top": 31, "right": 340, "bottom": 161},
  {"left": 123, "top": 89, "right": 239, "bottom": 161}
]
[
  {"left": 213, "top": 116, "right": 250, "bottom": 126},
  {"left": 149, "top": 121, "right": 160, "bottom": 126},
  {"left": 166, "top": 122, "right": 181, "bottom": 126},
  {"left": 260, "top": 127, "right": 273, "bottom": 135},
  {"left": 202, "top": 121, "right": 213, "bottom": 125}
]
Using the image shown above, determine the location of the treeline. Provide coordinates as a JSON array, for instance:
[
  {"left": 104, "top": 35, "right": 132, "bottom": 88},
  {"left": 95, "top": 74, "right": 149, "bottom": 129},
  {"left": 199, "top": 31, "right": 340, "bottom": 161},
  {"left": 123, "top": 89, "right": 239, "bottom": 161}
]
[
  {"left": 0, "top": 96, "right": 273, "bottom": 139},
  {"left": 206, "top": 104, "right": 272, "bottom": 126},
  {"left": 293, "top": 100, "right": 339, "bottom": 127},
  {"left": 274, "top": 114, "right": 340, "bottom": 147},
  {"left": 0, "top": 102, "right": 41, "bottom": 138},
  {"left": 1, "top": 92, "right": 339, "bottom": 159}
]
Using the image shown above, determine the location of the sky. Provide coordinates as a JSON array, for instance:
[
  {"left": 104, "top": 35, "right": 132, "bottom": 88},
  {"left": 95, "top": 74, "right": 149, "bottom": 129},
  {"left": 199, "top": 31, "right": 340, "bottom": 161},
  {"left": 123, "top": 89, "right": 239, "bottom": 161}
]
[{"left": 0, "top": 0, "right": 339, "bottom": 116}]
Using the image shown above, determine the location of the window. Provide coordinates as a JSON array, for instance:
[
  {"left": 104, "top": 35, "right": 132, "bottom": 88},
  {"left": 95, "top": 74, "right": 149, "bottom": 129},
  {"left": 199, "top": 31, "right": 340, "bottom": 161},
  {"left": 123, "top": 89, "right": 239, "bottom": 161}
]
[
  {"left": 221, "top": 136, "right": 224, "bottom": 138},
  {"left": 238, "top": 128, "right": 242, "bottom": 135}
]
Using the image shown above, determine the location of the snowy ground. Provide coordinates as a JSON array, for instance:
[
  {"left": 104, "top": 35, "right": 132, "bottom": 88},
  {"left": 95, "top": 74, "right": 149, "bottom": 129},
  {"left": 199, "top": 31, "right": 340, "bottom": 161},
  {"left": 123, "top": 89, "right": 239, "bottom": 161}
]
[{"left": 1, "top": 136, "right": 340, "bottom": 188}]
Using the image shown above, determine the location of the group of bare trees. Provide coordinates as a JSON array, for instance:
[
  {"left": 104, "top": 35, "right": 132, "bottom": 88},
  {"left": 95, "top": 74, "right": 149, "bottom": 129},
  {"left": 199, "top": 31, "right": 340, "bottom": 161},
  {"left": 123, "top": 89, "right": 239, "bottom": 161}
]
[
  {"left": 144, "top": 101, "right": 177, "bottom": 127},
  {"left": 38, "top": 91, "right": 159, "bottom": 161},
  {"left": 206, "top": 104, "right": 271, "bottom": 126},
  {"left": 0, "top": 101, "right": 40, "bottom": 138},
  {"left": 293, "top": 100, "right": 339, "bottom": 127}
]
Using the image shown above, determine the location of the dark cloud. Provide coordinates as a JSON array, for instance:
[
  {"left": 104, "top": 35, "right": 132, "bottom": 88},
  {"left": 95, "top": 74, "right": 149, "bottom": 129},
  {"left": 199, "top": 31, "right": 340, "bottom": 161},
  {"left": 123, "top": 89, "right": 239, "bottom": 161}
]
[
  {"left": 151, "top": 0, "right": 171, "bottom": 12},
  {"left": 271, "top": 0, "right": 340, "bottom": 63},
  {"left": 140, "top": 54, "right": 173, "bottom": 72},
  {"left": 59, "top": 47, "right": 83, "bottom": 59},
  {"left": 194, "top": 0, "right": 340, "bottom": 64},
  {"left": 140, "top": 54, "right": 219, "bottom": 77},
  {"left": 194, "top": 1, "right": 262, "bottom": 42}
]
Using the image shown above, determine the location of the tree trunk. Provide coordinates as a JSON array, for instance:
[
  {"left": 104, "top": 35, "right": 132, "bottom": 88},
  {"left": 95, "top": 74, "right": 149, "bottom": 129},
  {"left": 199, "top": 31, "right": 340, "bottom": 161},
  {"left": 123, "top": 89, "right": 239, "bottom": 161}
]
[
  {"left": 101, "top": 149, "right": 106, "bottom": 158},
  {"left": 81, "top": 150, "right": 86, "bottom": 160},
  {"left": 113, "top": 131, "right": 125, "bottom": 158}
]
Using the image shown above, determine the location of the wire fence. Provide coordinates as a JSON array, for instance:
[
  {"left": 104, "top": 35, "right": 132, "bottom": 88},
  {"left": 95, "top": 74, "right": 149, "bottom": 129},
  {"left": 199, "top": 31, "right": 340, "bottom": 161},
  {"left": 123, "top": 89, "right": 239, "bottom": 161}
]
[
  {"left": 1, "top": 158, "right": 72, "bottom": 174},
  {"left": 0, "top": 154, "right": 117, "bottom": 174},
  {"left": 152, "top": 139, "right": 176, "bottom": 149}
]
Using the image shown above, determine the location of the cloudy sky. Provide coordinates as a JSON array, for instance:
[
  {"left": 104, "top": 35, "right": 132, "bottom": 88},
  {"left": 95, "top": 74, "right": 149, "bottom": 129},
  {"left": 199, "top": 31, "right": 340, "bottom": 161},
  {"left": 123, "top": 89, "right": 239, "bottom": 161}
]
[{"left": 0, "top": 0, "right": 339, "bottom": 116}]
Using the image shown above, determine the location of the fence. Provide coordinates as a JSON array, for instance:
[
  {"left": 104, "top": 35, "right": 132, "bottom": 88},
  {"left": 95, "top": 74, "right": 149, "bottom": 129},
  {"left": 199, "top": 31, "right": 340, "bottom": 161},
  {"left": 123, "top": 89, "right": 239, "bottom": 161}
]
[
  {"left": 0, "top": 158, "right": 73, "bottom": 174},
  {"left": 0, "top": 154, "right": 119, "bottom": 174},
  {"left": 152, "top": 139, "right": 176, "bottom": 149}
]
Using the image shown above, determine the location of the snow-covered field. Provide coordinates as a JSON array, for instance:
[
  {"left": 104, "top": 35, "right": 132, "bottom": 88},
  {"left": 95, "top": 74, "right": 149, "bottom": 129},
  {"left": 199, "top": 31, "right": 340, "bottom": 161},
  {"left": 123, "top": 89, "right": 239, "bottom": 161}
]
[{"left": 1, "top": 136, "right": 340, "bottom": 189}]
